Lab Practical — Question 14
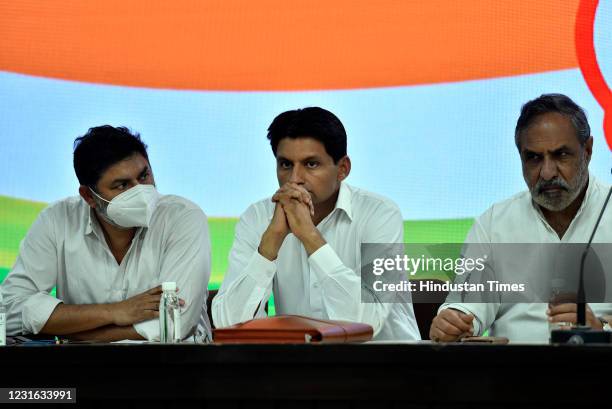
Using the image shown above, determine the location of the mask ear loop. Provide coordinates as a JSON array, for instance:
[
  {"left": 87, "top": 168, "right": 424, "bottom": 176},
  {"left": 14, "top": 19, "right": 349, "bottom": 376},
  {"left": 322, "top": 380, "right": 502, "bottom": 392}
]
[
  {"left": 89, "top": 187, "right": 111, "bottom": 204},
  {"left": 88, "top": 187, "right": 128, "bottom": 230}
]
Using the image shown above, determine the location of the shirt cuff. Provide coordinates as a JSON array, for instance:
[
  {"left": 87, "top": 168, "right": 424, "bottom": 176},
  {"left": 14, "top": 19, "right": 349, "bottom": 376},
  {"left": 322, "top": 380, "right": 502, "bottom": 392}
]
[
  {"left": 22, "top": 293, "right": 63, "bottom": 335},
  {"left": 438, "top": 304, "right": 482, "bottom": 336},
  {"left": 133, "top": 319, "right": 159, "bottom": 341},
  {"left": 247, "top": 250, "right": 277, "bottom": 287},
  {"left": 308, "top": 244, "right": 344, "bottom": 283}
]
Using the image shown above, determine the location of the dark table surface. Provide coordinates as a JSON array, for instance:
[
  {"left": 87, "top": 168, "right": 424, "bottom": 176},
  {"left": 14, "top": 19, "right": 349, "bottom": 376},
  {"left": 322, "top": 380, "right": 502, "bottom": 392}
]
[{"left": 1, "top": 342, "right": 611, "bottom": 408}]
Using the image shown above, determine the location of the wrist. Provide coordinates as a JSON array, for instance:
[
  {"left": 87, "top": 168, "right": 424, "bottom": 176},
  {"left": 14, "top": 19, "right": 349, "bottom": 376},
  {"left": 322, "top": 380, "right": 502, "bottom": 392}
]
[
  {"left": 105, "top": 303, "right": 118, "bottom": 325},
  {"left": 259, "top": 229, "right": 286, "bottom": 261},
  {"left": 299, "top": 228, "right": 326, "bottom": 256},
  {"left": 258, "top": 244, "right": 277, "bottom": 261}
]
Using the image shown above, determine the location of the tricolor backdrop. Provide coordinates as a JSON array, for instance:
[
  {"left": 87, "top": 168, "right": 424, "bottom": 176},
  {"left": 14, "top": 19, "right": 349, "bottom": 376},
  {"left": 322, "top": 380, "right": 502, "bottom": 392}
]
[{"left": 1, "top": 1, "right": 611, "bottom": 288}]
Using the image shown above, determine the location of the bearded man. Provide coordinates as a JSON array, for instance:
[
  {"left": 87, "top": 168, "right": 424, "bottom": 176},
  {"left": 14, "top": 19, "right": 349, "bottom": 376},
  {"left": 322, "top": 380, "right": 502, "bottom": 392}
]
[{"left": 429, "top": 94, "right": 612, "bottom": 343}]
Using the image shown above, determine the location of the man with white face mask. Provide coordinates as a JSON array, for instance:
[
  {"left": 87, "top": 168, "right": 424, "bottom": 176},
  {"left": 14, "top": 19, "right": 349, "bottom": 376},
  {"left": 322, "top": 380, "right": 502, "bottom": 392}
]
[{"left": 0, "top": 126, "right": 211, "bottom": 342}]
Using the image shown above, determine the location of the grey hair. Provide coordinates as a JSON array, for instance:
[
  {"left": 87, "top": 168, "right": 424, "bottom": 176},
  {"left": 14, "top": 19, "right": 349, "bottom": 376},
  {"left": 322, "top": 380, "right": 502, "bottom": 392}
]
[{"left": 514, "top": 94, "right": 591, "bottom": 149}]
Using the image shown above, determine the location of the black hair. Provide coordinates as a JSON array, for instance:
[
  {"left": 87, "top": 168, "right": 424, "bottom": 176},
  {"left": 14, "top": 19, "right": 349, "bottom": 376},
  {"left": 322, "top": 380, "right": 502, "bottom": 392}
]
[
  {"left": 515, "top": 94, "right": 591, "bottom": 149},
  {"left": 267, "top": 107, "right": 347, "bottom": 163},
  {"left": 73, "top": 125, "right": 149, "bottom": 187}
]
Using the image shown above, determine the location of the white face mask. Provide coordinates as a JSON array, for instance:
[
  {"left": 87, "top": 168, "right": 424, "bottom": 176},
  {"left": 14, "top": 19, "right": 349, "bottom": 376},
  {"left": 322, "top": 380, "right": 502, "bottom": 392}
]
[{"left": 89, "top": 184, "right": 160, "bottom": 228}]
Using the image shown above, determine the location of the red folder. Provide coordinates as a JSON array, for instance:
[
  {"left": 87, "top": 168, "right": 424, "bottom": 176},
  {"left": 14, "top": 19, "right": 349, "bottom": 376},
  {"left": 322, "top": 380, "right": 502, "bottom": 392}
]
[{"left": 214, "top": 315, "right": 373, "bottom": 344}]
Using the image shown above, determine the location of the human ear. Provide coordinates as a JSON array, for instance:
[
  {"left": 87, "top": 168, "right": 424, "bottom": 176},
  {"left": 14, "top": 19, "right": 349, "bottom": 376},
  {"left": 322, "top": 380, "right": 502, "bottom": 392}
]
[
  {"left": 337, "top": 156, "right": 351, "bottom": 181},
  {"left": 79, "top": 185, "right": 97, "bottom": 209}
]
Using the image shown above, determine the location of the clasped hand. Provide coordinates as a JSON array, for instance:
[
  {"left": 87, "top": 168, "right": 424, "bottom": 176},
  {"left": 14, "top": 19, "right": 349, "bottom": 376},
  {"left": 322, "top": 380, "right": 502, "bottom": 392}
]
[
  {"left": 271, "top": 182, "right": 315, "bottom": 239},
  {"left": 259, "top": 182, "right": 325, "bottom": 260}
]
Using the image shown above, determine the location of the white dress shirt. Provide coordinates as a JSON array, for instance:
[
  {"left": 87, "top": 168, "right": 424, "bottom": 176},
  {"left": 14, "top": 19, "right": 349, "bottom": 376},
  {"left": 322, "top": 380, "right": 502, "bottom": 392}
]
[
  {"left": 440, "top": 175, "right": 612, "bottom": 343},
  {"left": 212, "top": 183, "right": 420, "bottom": 340},
  {"left": 0, "top": 194, "right": 211, "bottom": 341}
]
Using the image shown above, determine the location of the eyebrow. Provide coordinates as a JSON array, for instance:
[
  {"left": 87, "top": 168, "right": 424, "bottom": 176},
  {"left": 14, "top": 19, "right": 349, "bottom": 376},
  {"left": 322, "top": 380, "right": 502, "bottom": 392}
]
[
  {"left": 550, "top": 146, "right": 572, "bottom": 154},
  {"left": 110, "top": 165, "right": 149, "bottom": 185},
  {"left": 276, "top": 155, "right": 321, "bottom": 162},
  {"left": 521, "top": 148, "right": 539, "bottom": 156},
  {"left": 138, "top": 165, "right": 150, "bottom": 178},
  {"left": 522, "top": 145, "right": 572, "bottom": 156}
]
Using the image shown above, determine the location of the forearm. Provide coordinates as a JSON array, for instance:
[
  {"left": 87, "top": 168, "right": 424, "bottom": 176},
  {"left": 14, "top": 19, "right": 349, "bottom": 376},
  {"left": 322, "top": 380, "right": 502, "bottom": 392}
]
[
  {"left": 213, "top": 252, "right": 275, "bottom": 327},
  {"left": 298, "top": 229, "right": 326, "bottom": 256},
  {"left": 213, "top": 276, "right": 271, "bottom": 327},
  {"left": 258, "top": 228, "right": 287, "bottom": 261},
  {"left": 67, "top": 325, "right": 144, "bottom": 342},
  {"left": 307, "top": 244, "right": 388, "bottom": 333},
  {"left": 321, "top": 271, "right": 388, "bottom": 334},
  {"left": 40, "top": 303, "right": 115, "bottom": 335}
]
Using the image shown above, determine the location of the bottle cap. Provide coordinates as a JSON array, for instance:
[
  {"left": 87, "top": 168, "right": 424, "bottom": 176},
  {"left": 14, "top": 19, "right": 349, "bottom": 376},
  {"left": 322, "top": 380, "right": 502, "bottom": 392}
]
[{"left": 162, "top": 282, "right": 177, "bottom": 292}]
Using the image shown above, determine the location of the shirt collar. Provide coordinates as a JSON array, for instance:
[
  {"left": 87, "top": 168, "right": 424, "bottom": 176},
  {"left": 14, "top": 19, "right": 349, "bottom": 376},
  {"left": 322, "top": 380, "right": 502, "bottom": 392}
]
[
  {"left": 335, "top": 182, "right": 353, "bottom": 221},
  {"left": 85, "top": 206, "right": 96, "bottom": 236}
]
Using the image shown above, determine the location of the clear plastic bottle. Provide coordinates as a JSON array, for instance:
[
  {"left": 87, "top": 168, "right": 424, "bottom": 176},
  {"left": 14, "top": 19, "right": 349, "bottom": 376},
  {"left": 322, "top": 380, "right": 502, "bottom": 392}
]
[
  {"left": 0, "top": 290, "right": 6, "bottom": 346},
  {"left": 159, "top": 282, "right": 181, "bottom": 343}
]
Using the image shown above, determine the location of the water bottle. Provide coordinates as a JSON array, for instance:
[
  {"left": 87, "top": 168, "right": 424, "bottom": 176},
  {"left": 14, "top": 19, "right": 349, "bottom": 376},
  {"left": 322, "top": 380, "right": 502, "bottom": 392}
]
[
  {"left": 159, "top": 282, "right": 181, "bottom": 343},
  {"left": 0, "top": 290, "right": 6, "bottom": 346}
]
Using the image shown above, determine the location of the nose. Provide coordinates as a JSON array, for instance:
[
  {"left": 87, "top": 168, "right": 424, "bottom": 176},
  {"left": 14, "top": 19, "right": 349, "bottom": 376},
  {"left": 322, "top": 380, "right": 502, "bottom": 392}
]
[
  {"left": 539, "top": 156, "right": 558, "bottom": 181},
  {"left": 289, "top": 164, "right": 305, "bottom": 184}
]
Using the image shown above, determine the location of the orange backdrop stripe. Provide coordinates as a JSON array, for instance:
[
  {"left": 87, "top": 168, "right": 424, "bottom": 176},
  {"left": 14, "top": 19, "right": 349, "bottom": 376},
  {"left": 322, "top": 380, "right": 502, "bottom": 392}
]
[{"left": 0, "top": 0, "right": 579, "bottom": 91}]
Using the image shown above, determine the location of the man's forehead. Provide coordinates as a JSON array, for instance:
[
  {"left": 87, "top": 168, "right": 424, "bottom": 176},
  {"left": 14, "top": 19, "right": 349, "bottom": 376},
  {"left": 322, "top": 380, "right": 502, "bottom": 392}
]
[
  {"left": 99, "top": 154, "right": 149, "bottom": 181},
  {"left": 276, "top": 137, "right": 329, "bottom": 159},
  {"left": 520, "top": 113, "right": 579, "bottom": 151}
]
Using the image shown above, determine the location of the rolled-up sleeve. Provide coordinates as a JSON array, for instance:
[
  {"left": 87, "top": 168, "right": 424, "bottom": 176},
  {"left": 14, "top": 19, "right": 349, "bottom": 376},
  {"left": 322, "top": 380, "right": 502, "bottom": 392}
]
[
  {"left": 1, "top": 208, "right": 61, "bottom": 335},
  {"left": 134, "top": 208, "right": 211, "bottom": 341}
]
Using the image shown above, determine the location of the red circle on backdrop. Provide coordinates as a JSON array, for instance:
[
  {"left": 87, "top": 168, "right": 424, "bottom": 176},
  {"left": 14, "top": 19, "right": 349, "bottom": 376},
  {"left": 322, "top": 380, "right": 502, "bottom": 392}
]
[{"left": 576, "top": 0, "right": 612, "bottom": 151}]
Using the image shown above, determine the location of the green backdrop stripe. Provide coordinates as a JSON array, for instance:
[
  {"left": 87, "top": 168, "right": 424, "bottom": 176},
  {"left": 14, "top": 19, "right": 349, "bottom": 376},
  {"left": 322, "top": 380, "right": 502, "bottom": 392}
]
[{"left": 0, "top": 195, "right": 473, "bottom": 288}]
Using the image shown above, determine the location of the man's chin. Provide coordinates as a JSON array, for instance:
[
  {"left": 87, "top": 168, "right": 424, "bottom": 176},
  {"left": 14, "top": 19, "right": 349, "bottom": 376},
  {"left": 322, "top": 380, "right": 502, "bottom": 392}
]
[
  {"left": 540, "top": 189, "right": 566, "bottom": 199},
  {"left": 532, "top": 194, "right": 571, "bottom": 212}
]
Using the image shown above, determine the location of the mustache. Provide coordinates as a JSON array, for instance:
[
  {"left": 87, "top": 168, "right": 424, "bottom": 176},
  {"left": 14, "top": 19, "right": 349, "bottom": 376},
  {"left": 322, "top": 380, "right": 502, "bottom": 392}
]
[{"left": 534, "top": 177, "right": 570, "bottom": 194}]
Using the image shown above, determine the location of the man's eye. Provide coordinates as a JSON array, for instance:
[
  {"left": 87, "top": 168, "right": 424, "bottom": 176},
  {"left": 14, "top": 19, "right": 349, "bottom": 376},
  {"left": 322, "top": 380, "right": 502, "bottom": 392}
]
[
  {"left": 139, "top": 172, "right": 149, "bottom": 181},
  {"left": 306, "top": 161, "right": 319, "bottom": 168},
  {"left": 279, "top": 162, "right": 292, "bottom": 169},
  {"left": 115, "top": 182, "right": 127, "bottom": 190},
  {"left": 525, "top": 153, "right": 541, "bottom": 162}
]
